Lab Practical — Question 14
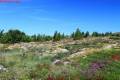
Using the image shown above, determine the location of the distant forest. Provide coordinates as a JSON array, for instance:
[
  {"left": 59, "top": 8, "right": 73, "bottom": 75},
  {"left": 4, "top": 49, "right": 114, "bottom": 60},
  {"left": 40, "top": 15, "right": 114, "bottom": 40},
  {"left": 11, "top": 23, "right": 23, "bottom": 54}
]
[{"left": 0, "top": 28, "right": 119, "bottom": 44}]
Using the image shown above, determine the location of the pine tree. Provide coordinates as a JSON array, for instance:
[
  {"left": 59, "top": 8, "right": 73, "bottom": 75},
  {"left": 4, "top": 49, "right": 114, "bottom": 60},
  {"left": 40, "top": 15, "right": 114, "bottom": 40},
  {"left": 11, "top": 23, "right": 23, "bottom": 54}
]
[
  {"left": 71, "top": 32, "right": 75, "bottom": 38},
  {"left": 82, "top": 32, "right": 85, "bottom": 37},
  {"left": 92, "top": 32, "right": 99, "bottom": 37},
  {"left": 73, "top": 28, "right": 82, "bottom": 40},
  {"left": 31, "top": 34, "right": 37, "bottom": 41},
  {"left": 101, "top": 33, "right": 105, "bottom": 37},
  {"left": 53, "top": 31, "right": 61, "bottom": 41},
  {"left": 84, "top": 31, "right": 89, "bottom": 37},
  {"left": 0, "top": 29, "right": 4, "bottom": 38},
  {"left": 61, "top": 33, "right": 65, "bottom": 39},
  {"left": 105, "top": 32, "right": 112, "bottom": 36}
]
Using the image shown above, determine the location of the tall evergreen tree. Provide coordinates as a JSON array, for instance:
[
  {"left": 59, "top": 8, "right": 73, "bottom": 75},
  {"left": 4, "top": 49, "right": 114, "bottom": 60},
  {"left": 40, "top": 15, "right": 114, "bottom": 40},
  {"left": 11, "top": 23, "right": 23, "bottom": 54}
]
[
  {"left": 71, "top": 32, "right": 75, "bottom": 38},
  {"left": 31, "top": 34, "right": 37, "bottom": 41},
  {"left": 92, "top": 32, "right": 99, "bottom": 37},
  {"left": 105, "top": 32, "right": 112, "bottom": 36},
  {"left": 84, "top": 31, "right": 89, "bottom": 37},
  {"left": 81, "top": 32, "right": 85, "bottom": 37},
  {"left": 0, "top": 29, "right": 4, "bottom": 38},
  {"left": 53, "top": 31, "right": 61, "bottom": 41},
  {"left": 61, "top": 33, "right": 65, "bottom": 39},
  {"left": 73, "top": 28, "right": 82, "bottom": 40}
]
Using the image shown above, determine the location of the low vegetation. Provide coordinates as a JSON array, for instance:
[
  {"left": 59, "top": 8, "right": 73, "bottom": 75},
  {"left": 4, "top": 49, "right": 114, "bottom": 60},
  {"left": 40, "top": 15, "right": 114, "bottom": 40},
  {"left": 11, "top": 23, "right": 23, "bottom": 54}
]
[
  {"left": 0, "top": 28, "right": 120, "bottom": 80},
  {"left": 0, "top": 46, "right": 120, "bottom": 80}
]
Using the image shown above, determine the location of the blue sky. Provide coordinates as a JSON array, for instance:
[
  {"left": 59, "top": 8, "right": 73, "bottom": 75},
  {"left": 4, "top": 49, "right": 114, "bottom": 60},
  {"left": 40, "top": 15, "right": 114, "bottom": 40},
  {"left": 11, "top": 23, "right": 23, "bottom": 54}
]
[{"left": 0, "top": 0, "right": 120, "bottom": 35}]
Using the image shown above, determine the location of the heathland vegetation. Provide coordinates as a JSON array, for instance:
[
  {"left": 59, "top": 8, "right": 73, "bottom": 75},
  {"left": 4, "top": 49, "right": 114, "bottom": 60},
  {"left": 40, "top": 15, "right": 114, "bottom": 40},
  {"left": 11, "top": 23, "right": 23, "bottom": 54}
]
[{"left": 0, "top": 28, "right": 120, "bottom": 80}]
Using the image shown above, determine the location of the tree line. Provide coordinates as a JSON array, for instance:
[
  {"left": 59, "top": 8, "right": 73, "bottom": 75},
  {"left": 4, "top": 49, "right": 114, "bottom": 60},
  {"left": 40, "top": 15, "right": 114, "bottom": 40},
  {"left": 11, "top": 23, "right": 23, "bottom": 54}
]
[{"left": 0, "top": 28, "right": 117, "bottom": 44}]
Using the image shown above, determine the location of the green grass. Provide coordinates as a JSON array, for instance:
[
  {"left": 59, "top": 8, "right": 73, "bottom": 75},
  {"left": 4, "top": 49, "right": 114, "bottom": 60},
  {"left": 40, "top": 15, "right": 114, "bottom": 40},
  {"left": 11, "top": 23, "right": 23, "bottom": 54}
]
[
  {"left": 0, "top": 48, "right": 120, "bottom": 80},
  {"left": 73, "top": 49, "right": 120, "bottom": 80}
]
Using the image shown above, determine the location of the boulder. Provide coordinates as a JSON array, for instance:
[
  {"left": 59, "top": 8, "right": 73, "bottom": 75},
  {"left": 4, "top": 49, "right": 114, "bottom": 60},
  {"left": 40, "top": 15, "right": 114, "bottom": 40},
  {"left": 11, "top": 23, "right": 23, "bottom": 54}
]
[
  {"left": 52, "top": 59, "right": 63, "bottom": 65},
  {"left": 63, "top": 61, "right": 71, "bottom": 65},
  {"left": 0, "top": 65, "right": 7, "bottom": 72},
  {"left": 52, "top": 48, "right": 69, "bottom": 54}
]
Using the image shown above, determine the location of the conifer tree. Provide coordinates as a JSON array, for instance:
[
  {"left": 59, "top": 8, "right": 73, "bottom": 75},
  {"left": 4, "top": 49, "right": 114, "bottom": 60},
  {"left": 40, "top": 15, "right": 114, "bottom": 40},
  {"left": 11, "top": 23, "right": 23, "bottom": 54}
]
[
  {"left": 31, "top": 34, "right": 37, "bottom": 41},
  {"left": 71, "top": 32, "right": 75, "bottom": 38},
  {"left": 73, "top": 28, "right": 82, "bottom": 40},
  {"left": 53, "top": 31, "right": 61, "bottom": 41},
  {"left": 92, "top": 32, "right": 99, "bottom": 37},
  {"left": 84, "top": 31, "right": 89, "bottom": 37},
  {"left": 82, "top": 32, "right": 85, "bottom": 37}
]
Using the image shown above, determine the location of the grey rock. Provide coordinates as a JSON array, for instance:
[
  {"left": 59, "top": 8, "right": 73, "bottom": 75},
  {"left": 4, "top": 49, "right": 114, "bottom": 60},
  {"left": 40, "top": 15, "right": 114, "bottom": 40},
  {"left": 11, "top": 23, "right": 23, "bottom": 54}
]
[
  {"left": 0, "top": 65, "right": 7, "bottom": 72},
  {"left": 52, "top": 59, "right": 63, "bottom": 65}
]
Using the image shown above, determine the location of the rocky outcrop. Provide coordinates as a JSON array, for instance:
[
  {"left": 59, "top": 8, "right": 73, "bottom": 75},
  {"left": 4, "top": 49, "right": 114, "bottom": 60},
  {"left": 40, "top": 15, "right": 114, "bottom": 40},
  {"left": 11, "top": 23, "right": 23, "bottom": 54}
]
[
  {"left": 52, "top": 59, "right": 63, "bottom": 65},
  {"left": 0, "top": 65, "right": 7, "bottom": 72},
  {"left": 52, "top": 48, "right": 69, "bottom": 54}
]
